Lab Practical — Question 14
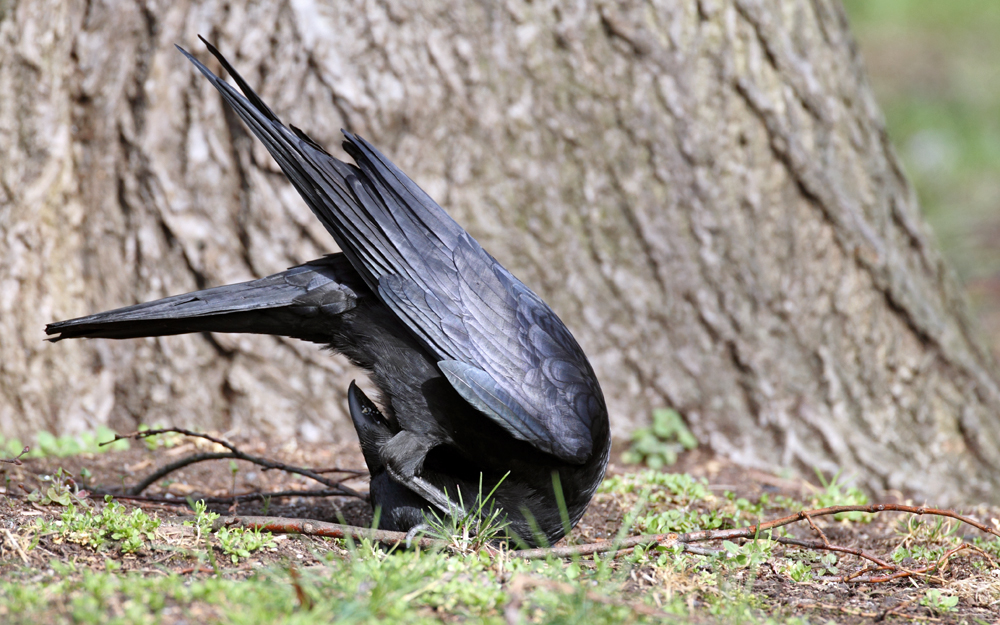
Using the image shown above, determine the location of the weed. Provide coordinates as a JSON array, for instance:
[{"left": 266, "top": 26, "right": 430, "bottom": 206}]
[
  {"left": 782, "top": 559, "right": 813, "bottom": 583},
  {"left": 216, "top": 525, "right": 277, "bottom": 563},
  {"left": 971, "top": 535, "right": 1000, "bottom": 559},
  {"left": 420, "top": 475, "right": 512, "bottom": 552},
  {"left": 27, "top": 467, "right": 89, "bottom": 507},
  {"left": 920, "top": 588, "right": 959, "bottom": 613},
  {"left": 36, "top": 497, "right": 160, "bottom": 554},
  {"left": 183, "top": 499, "right": 219, "bottom": 540},
  {"left": 638, "top": 507, "right": 727, "bottom": 534},
  {"left": 622, "top": 408, "right": 698, "bottom": 469},
  {"left": 812, "top": 469, "right": 871, "bottom": 522},
  {"left": 600, "top": 470, "right": 711, "bottom": 504},
  {"left": 721, "top": 537, "right": 773, "bottom": 570}
]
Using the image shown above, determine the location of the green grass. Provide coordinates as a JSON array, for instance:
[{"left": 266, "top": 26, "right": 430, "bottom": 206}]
[{"left": 0, "top": 538, "right": 821, "bottom": 624}]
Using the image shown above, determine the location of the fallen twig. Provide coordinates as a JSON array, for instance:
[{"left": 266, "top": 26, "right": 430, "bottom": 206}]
[
  {"left": 104, "top": 428, "right": 365, "bottom": 500},
  {"left": 681, "top": 503, "right": 1000, "bottom": 543},
  {"left": 103, "top": 487, "right": 356, "bottom": 507},
  {"left": 213, "top": 515, "right": 447, "bottom": 550},
  {"left": 2, "top": 528, "right": 29, "bottom": 564},
  {"left": 0, "top": 446, "right": 29, "bottom": 465},
  {"left": 511, "top": 502, "right": 1000, "bottom": 577}
]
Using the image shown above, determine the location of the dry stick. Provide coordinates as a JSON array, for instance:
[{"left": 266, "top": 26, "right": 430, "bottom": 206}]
[
  {"left": 125, "top": 452, "right": 362, "bottom": 497},
  {"left": 214, "top": 517, "right": 721, "bottom": 559},
  {"left": 214, "top": 515, "right": 446, "bottom": 550},
  {"left": 127, "top": 452, "right": 241, "bottom": 495},
  {"left": 511, "top": 503, "right": 999, "bottom": 562},
  {"left": 775, "top": 535, "right": 932, "bottom": 583},
  {"left": 107, "top": 488, "right": 352, "bottom": 506},
  {"left": 773, "top": 535, "right": 897, "bottom": 571},
  {"left": 100, "top": 435, "right": 1000, "bottom": 577},
  {"left": 859, "top": 543, "right": 988, "bottom": 584},
  {"left": 193, "top": 508, "right": 991, "bottom": 586},
  {"left": 0, "top": 446, "right": 29, "bottom": 465},
  {"left": 312, "top": 467, "right": 365, "bottom": 476},
  {"left": 2, "top": 528, "right": 29, "bottom": 564},
  {"left": 802, "top": 511, "right": 831, "bottom": 546},
  {"left": 105, "top": 428, "right": 365, "bottom": 500},
  {"left": 681, "top": 503, "right": 1000, "bottom": 542}
]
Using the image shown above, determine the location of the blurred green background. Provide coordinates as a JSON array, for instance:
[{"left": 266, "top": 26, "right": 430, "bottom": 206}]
[{"left": 843, "top": 0, "right": 1000, "bottom": 355}]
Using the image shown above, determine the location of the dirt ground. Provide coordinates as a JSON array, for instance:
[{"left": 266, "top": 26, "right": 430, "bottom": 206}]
[{"left": 1, "top": 437, "right": 998, "bottom": 623}]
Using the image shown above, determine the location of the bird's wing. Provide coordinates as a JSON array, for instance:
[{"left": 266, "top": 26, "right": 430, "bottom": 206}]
[
  {"left": 45, "top": 255, "right": 362, "bottom": 343},
  {"left": 178, "top": 41, "right": 602, "bottom": 462}
]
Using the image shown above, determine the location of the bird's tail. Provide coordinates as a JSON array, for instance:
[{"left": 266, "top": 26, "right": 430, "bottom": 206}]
[{"left": 46, "top": 255, "right": 364, "bottom": 342}]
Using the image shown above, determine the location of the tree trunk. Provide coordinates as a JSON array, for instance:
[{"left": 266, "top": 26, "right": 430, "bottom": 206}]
[{"left": 2, "top": 0, "right": 997, "bottom": 504}]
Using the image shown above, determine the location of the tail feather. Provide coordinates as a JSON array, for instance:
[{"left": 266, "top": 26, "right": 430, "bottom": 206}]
[{"left": 46, "top": 255, "right": 364, "bottom": 342}]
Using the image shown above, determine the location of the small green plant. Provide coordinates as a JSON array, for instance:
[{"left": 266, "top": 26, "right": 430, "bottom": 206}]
[
  {"left": 421, "top": 476, "right": 511, "bottom": 552},
  {"left": 972, "top": 535, "right": 1000, "bottom": 559},
  {"left": 782, "top": 559, "right": 813, "bottom": 583},
  {"left": 622, "top": 408, "right": 698, "bottom": 469},
  {"left": 37, "top": 497, "right": 160, "bottom": 553},
  {"left": 27, "top": 468, "right": 88, "bottom": 507},
  {"left": 183, "top": 499, "right": 220, "bottom": 540},
  {"left": 817, "top": 552, "right": 839, "bottom": 576},
  {"left": 216, "top": 525, "right": 277, "bottom": 563},
  {"left": 638, "top": 507, "right": 727, "bottom": 534},
  {"left": 812, "top": 469, "right": 871, "bottom": 522},
  {"left": 920, "top": 589, "right": 958, "bottom": 613},
  {"left": 720, "top": 533, "right": 774, "bottom": 570},
  {"left": 600, "top": 470, "right": 711, "bottom": 504}
]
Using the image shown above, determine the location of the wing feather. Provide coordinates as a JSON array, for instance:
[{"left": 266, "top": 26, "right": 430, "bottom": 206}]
[{"left": 178, "top": 42, "right": 605, "bottom": 462}]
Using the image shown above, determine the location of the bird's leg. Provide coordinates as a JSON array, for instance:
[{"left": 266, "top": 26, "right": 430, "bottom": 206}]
[{"left": 379, "top": 430, "right": 466, "bottom": 519}]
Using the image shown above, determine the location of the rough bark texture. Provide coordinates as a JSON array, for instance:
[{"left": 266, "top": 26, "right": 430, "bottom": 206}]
[{"left": 1, "top": 0, "right": 998, "bottom": 503}]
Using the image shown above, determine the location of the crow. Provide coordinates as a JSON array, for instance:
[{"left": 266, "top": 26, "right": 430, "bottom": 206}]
[{"left": 46, "top": 39, "right": 611, "bottom": 547}]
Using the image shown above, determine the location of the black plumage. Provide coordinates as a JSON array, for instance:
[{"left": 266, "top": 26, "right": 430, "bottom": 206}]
[{"left": 46, "top": 40, "right": 611, "bottom": 547}]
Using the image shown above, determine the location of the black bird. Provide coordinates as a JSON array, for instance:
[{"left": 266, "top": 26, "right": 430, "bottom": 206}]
[{"left": 46, "top": 40, "right": 611, "bottom": 547}]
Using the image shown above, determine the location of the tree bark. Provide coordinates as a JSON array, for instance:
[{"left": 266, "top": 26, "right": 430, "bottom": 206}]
[{"left": 2, "top": 0, "right": 997, "bottom": 504}]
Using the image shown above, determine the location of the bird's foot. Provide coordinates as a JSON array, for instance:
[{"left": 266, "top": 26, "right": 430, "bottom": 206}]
[{"left": 404, "top": 523, "right": 433, "bottom": 548}]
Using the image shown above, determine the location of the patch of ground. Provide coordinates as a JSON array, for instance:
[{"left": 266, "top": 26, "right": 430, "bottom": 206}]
[{"left": 1, "top": 438, "right": 999, "bottom": 623}]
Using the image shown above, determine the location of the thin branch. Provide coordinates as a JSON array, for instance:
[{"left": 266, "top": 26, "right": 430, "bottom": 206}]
[
  {"left": 105, "top": 428, "right": 365, "bottom": 500},
  {"left": 802, "top": 511, "right": 830, "bottom": 546},
  {"left": 127, "top": 452, "right": 238, "bottom": 495},
  {"left": 0, "top": 446, "right": 29, "bottom": 465},
  {"left": 312, "top": 467, "right": 365, "bottom": 476},
  {"left": 681, "top": 503, "right": 1000, "bottom": 542},
  {"left": 104, "top": 488, "right": 354, "bottom": 506},
  {"left": 2, "top": 528, "right": 29, "bottom": 564},
  {"left": 510, "top": 502, "right": 1000, "bottom": 566},
  {"left": 509, "top": 533, "right": 682, "bottom": 560},
  {"left": 214, "top": 514, "right": 446, "bottom": 550},
  {"left": 772, "top": 535, "right": 896, "bottom": 570}
]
